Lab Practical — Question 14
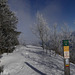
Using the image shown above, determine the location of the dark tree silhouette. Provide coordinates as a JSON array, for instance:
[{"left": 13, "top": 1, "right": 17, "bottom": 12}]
[{"left": 0, "top": 0, "right": 21, "bottom": 54}]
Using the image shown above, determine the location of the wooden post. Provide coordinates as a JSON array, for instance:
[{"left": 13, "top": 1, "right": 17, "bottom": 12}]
[
  {"left": 63, "top": 40, "right": 70, "bottom": 75},
  {"left": 64, "top": 58, "right": 70, "bottom": 75}
]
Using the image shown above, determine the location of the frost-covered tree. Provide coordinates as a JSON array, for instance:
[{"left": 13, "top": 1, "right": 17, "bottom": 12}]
[
  {"left": 0, "top": 0, "right": 20, "bottom": 54},
  {"left": 48, "top": 23, "right": 59, "bottom": 54},
  {"left": 53, "top": 23, "right": 58, "bottom": 50},
  {"left": 18, "top": 34, "right": 26, "bottom": 46},
  {"left": 60, "top": 24, "right": 75, "bottom": 63},
  {"left": 69, "top": 31, "right": 75, "bottom": 63},
  {"left": 61, "top": 23, "right": 72, "bottom": 40},
  {"left": 31, "top": 12, "right": 50, "bottom": 50},
  {"left": 44, "top": 24, "right": 50, "bottom": 53}
]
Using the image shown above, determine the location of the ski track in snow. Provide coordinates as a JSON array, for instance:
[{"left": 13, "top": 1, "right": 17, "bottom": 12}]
[{"left": 0, "top": 45, "right": 75, "bottom": 75}]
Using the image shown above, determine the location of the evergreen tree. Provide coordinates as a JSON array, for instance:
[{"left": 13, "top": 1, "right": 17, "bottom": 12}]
[{"left": 0, "top": 0, "right": 20, "bottom": 53}]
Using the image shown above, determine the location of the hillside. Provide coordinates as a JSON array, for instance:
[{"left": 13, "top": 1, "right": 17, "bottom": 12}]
[{"left": 0, "top": 45, "right": 75, "bottom": 75}]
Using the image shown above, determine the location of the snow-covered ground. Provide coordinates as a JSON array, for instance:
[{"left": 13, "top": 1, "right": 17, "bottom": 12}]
[{"left": 0, "top": 45, "right": 75, "bottom": 75}]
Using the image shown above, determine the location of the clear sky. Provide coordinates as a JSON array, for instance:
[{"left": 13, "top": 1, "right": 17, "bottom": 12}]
[{"left": 8, "top": 0, "right": 75, "bottom": 44}]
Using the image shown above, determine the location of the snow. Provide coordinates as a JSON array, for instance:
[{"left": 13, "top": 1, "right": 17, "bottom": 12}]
[{"left": 0, "top": 45, "right": 75, "bottom": 75}]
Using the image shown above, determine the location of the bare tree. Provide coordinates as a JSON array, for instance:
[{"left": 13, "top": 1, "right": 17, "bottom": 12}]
[
  {"left": 18, "top": 33, "right": 26, "bottom": 46},
  {"left": 44, "top": 25, "right": 50, "bottom": 53},
  {"left": 31, "top": 12, "right": 50, "bottom": 50},
  {"left": 58, "top": 23, "right": 72, "bottom": 55},
  {"left": 48, "top": 23, "right": 58, "bottom": 55},
  {"left": 61, "top": 23, "right": 72, "bottom": 40},
  {"left": 48, "top": 23, "right": 63, "bottom": 56}
]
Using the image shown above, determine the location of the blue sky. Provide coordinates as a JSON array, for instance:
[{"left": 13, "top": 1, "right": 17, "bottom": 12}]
[{"left": 8, "top": 0, "right": 75, "bottom": 44}]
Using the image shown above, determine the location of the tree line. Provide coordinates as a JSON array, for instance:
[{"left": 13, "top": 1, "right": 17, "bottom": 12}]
[{"left": 31, "top": 12, "right": 75, "bottom": 64}]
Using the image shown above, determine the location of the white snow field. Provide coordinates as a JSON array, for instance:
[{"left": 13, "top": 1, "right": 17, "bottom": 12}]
[{"left": 0, "top": 45, "right": 75, "bottom": 75}]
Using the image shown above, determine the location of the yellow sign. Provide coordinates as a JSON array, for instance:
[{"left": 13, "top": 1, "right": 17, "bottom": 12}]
[
  {"left": 64, "top": 46, "right": 69, "bottom": 51},
  {"left": 64, "top": 51, "right": 69, "bottom": 58}
]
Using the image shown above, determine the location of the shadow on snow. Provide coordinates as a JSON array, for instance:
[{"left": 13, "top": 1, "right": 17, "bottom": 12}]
[{"left": 25, "top": 62, "right": 46, "bottom": 75}]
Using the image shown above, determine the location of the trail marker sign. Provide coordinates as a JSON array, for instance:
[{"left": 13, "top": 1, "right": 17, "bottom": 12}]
[
  {"left": 64, "top": 46, "right": 69, "bottom": 51},
  {"left": 64, "top": 51, "right": 69, "bottom": 59},
  {"left": 63, "top": 40, "right": 69, "bottom": 46},
  {"left": 63, "top": 40, "right": 70, "bottom": 75},
  {"left": 63, "top": 40, "right": 69, "bottom": 59}
]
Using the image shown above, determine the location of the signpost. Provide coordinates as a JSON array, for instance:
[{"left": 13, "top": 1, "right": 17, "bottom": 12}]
[{"left": 63, "top": 40, "right": 70, "bottom": 75}]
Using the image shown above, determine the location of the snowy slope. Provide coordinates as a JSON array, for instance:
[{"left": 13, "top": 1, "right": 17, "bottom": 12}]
[{"left": 0, "top": 45, "right": 75, "bottom": 75}]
